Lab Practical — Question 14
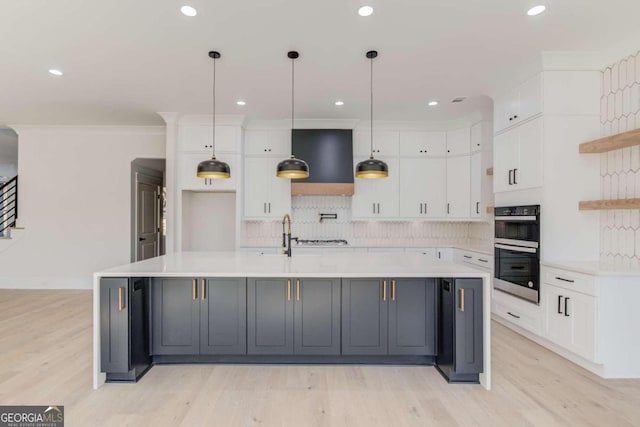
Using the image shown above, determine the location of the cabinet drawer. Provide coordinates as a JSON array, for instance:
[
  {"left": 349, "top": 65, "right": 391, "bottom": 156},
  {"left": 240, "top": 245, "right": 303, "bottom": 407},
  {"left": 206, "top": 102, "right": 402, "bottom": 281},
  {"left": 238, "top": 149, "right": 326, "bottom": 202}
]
[
  {"left": 457, "top": 250, "right": 493, "bottom": 271},
  {"left": 493, "top": 290, "right": 542, "bottom": 335},
  {"left": 542, "top": 266, "right": 597, "bottom": 296}
]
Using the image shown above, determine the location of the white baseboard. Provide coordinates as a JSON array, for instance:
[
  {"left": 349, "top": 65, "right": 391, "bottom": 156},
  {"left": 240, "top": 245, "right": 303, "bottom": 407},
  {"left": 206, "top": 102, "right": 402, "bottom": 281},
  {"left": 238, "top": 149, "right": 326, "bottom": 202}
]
[{"left": 0, "top": 276, "right": 92, "bottom": 290}]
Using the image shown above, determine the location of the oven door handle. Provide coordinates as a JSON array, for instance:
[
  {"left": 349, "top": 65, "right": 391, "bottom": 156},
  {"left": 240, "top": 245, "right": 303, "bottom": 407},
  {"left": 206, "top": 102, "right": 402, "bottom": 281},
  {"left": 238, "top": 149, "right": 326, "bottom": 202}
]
[
  {"left": 494, "top": 216, "right": 538, "bottom": 221},
  {"left": 495, "top": 243, "right": 538, "bottom": 254}
]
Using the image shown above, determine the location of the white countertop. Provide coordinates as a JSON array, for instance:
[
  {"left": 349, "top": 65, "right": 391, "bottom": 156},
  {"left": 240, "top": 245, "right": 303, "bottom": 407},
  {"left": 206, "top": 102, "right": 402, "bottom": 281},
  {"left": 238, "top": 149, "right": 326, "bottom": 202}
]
[
  {"left": 543, "top": 260, "right": 640, "bottom": 277},
  {"left": 96, "top": 251, "right": 489, "bottom": 279},
  {"left": 240, "top": 244, "right": 494, "bottom": 256}
]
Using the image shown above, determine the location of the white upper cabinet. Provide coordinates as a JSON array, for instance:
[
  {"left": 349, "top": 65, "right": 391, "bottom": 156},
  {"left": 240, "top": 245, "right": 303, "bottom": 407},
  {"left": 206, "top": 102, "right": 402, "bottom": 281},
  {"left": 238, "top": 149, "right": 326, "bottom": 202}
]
[
  {"left": 399, "top": 131, "right": 447, "bottom": 157},
  {"left": 494, "top": 73, "right": 543, "bottom": 134},
  {"left": 352, "top": 157, "right": 399, "bottom": 219},
  {"left": 493, "top": 116, "right": 543, "bottom": 193},
  {"left": 446, "top": 128, "right": 471, "bottom": 156},
  {"left": 399, "top": 158, "right": 446, "bottom": 218},
  {"left": 470, "top": 152, "right": 482, "bottom": 217},
  {"left": 244, "top": 130, "right": 291, "bottom": 156},
  {"left": 179, "top": 125, "right": 240, "bottom": 153},
  {"left": 243, "top": 156, "right": 291, "bottom": 219},
  {"left": 354, "top": 130, "right": 400, "bottom": 157},
  {"left": 446, "top": 156, "right": 471, "bottom": 218}
]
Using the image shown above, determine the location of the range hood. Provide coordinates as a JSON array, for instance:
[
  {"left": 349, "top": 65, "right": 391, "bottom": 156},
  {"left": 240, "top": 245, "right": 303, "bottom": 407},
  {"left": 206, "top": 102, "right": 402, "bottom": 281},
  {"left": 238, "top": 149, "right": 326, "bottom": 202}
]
[{"left": 290, "top": 129, "right": 354, "bottom": 196}]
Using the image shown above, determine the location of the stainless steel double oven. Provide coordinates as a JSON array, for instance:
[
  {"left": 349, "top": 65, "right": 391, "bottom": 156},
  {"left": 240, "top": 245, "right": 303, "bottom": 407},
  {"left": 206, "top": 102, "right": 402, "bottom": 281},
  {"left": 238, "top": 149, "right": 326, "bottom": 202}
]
[{"left": 494, "top": 205, "right": 540, "bottom": 304}]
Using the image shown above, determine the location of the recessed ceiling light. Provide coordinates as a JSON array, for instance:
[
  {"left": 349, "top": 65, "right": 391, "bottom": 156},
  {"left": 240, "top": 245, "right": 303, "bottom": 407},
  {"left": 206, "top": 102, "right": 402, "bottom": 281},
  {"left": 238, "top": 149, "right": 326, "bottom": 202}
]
[
  {"left": 527, "top": 5, "right": 546, "bottom": 16},
  {"left": 48, "top": 69, "right": 63, "bottom": 76},
  {"left": 236, "top": 100, "right": 246, "bottom": 106},
  {"left": 335, "top": 101, "right": 344, "bottom": 106},
  {"left": 428, "top": 100, "right": 439, "bottom": 107},
  {"left": 358, "top": 6, "right": 373, "bottom": 17},
  {"left": 181, "top": 5, "right": 197, "bottom": 16}
]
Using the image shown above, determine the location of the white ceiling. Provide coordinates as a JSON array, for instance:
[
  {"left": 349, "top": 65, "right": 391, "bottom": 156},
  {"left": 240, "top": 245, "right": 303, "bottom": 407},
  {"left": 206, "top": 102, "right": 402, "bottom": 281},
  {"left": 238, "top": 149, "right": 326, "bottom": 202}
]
[{"left": 1, "top": 0, "right": 639, "bottom": 126}]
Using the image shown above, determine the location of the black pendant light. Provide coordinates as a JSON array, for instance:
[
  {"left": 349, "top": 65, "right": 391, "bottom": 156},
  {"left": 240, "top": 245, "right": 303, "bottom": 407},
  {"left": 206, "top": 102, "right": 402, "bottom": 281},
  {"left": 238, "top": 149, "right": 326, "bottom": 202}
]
[
  {"left": 355, "top": 50, "right": 388, "bottom": 179},
  {"left": 197, "top": 51, "right": 231, "bottom": 179},
  {"left": 277, "top": 51, "right": 310, "bottom": 179}
]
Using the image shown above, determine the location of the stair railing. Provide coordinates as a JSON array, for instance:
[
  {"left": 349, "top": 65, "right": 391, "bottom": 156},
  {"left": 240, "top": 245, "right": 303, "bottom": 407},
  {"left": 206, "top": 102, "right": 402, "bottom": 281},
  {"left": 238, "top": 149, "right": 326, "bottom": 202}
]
[{"left": 0, "top": 176, "right": 18, "bottom": 237}]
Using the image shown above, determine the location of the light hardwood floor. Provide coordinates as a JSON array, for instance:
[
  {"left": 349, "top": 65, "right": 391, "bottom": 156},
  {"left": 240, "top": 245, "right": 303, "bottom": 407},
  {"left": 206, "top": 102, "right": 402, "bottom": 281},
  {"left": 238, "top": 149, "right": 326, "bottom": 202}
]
[{"left": 1, "top": 289, "right": 639, "bottom": 427}]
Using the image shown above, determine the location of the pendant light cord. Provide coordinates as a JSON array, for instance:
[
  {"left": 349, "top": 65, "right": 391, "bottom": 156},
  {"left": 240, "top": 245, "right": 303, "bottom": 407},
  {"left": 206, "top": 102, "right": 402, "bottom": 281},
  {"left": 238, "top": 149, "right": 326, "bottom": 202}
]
[
  {"left": 291, "top": 55, "right": 295, "bottom": 133},
  {"left": 370, "top": 53, "right": 374, "bottom": 158},
  {"left": 212, "top": 55, "right": 216, "bottom": 159}
]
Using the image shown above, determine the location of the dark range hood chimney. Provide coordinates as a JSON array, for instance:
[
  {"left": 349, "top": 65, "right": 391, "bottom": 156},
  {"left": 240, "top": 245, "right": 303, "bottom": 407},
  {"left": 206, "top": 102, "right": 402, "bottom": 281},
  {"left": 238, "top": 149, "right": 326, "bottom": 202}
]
[{"left": 290, "top": 129, "right": 355, "bottom": 196}]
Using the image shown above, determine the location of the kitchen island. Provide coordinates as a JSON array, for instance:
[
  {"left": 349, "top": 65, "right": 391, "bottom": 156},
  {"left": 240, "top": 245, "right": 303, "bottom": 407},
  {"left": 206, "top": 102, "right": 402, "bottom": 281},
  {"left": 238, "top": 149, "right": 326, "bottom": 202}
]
[{"left": 93, "top": 251, "right": 491, "bottom": 390}]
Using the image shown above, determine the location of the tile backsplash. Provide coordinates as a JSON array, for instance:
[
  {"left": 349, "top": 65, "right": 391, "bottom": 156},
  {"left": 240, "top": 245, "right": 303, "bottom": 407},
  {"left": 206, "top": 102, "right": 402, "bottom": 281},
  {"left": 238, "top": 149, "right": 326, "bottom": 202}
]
[
  {"left": 600, "top": 49, "right": 640, "bottom": 265},
  {"left": 241, "top": 196, "right": 494, "bottom": 248}
]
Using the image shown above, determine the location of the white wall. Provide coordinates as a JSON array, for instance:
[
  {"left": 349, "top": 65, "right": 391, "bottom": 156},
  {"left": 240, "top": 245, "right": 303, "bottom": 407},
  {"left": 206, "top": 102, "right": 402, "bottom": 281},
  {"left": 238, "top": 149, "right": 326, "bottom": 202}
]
[{"left": 0, "top": 126, "right": 165, "bottom": 289}]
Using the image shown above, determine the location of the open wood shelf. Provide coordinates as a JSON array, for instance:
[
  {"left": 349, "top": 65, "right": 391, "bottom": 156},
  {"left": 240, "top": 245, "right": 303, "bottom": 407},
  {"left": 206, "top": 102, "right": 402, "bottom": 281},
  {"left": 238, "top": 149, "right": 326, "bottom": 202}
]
[
  {"left": 486, "top": 167, "right": 493, "bottom": 176},
  {"left": 579, "top": 128, "right": 640, "bottom": 154},
  {"left": 578, "top": 198, "right": 640, "bottom": 210}
]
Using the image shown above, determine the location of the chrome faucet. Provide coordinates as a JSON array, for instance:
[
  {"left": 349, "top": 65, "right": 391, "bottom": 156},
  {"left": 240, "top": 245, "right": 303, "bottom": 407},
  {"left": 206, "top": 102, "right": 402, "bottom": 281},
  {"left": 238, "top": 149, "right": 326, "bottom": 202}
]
[{"left": 282, "top": 214, "right": 297, "bottom": 257}]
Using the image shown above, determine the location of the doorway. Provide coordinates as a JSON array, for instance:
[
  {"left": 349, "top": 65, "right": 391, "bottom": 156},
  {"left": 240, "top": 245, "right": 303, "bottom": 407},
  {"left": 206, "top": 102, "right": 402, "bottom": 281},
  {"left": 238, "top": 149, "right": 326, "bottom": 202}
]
[{"left": 131, "top": 159, "right": 166, "bottom": 262}]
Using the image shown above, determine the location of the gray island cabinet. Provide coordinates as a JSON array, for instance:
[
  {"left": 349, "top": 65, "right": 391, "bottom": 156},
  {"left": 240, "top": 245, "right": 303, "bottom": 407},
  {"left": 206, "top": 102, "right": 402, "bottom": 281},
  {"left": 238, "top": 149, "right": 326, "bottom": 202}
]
[
  {"left": 151, "top": 277, "right": 246, "bottom": 356},
  {"left": 93, "top": 251, "right": 491, "bottom": 389},
  {"left": 247, "top": 278, "right": 341, "bottom": 355},
  {"left": 342, "top": 278, "right": 437, "bottom": 356}
]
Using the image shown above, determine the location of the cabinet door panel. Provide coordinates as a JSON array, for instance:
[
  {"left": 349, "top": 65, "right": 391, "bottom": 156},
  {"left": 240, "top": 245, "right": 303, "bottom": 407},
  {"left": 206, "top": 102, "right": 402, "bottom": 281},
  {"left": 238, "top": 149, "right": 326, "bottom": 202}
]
[
  {"left": 446, "top": 128, "right": 471, "bottom": 156},
  {"left": 244, "top": 130, "right": 291, "bottom": 155},
  {"left": 243, "top": 157, "right": 272, "bottom": 218},
  {"left": 354, "top": 130, "right": 399, "bottom": 156},
  {"left": 454, "top": 279, "right": 483, "bottom": 374},
  {"left": 567, "top": 292, "right": 597, "bottom": 361},
  {"left": 446, "top": 156, "right": 471, "bottom": 218},
  {"left": 470, "top": 152, "right": 482, "bottom": 218},
  {"left": 179, "top": 125, "right": 239, "bottom": 153},
  {"left": 399, "top": 158, "right": 446, "bottom": 218},
  {"left": 267, "top": 157, "right": 292, "bottom": 218},
  {"left": 200, "top": 278, "right": 247, "bottom": 355},
  {"left": 493, "top": 130, "right": 518, "bottom": 193},
  {"left": 247, "top": 278, "right": 294, "bottom": 355},
  {"left": 152, "top": 278, "right": 200, "bottom": 355},
  {"left": 342, "top": 278, "right": 388, "bottom": 355},
  {"left": 352, "top": 157, "right": 399, "bottom": 219},
  {"left": 294, "top": 278, "right": 341, "bottom": 355},
  {"left": 389, "top": 278, "right": 436, "bottom": 355},
  {"left": 517, "top": 74, "right": 543, "bottom": 124},
  {"left": 100, "top": 278, "right": 129, "bottom": 373},
  {"left": 515, "top": 116, "right": 543, "bottom": 190}
]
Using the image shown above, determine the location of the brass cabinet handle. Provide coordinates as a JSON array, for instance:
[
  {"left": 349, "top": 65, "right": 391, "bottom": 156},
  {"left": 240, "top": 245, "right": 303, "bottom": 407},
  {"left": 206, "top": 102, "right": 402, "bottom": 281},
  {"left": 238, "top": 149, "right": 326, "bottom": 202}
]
[
  {"left": 459, "top": 288, "right": 465, "bottom": 312},
  {"left": 296, "top": 279, "right": 300, "bottom": 301},
  {"left": 118, "top": 287, "right": 125, "bottom": 312},
  {"left": 383, "top": 280, "right": 387, "bottom": 301},
  {"left": 392, "top": 280, "right": 396, "bottom": 301},
  {"left": 201, "top": 279, "right": 206, "bottom": 300},
  {"left": 192, "top": 279, "right": 197, "bottom": 300},
  {"left": 287, "top": 279, "right": 291, "bottom": 301}
]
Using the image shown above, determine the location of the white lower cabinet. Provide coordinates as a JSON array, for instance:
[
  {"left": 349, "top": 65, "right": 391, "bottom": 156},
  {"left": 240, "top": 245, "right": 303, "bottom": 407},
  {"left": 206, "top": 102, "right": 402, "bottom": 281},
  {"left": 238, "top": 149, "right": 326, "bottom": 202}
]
[
  {"left": 543, "top": 283, "right": 597, "bottom": 362},
  {"left": 492, "top": 290, "right": 543, "bottom": 335}
]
